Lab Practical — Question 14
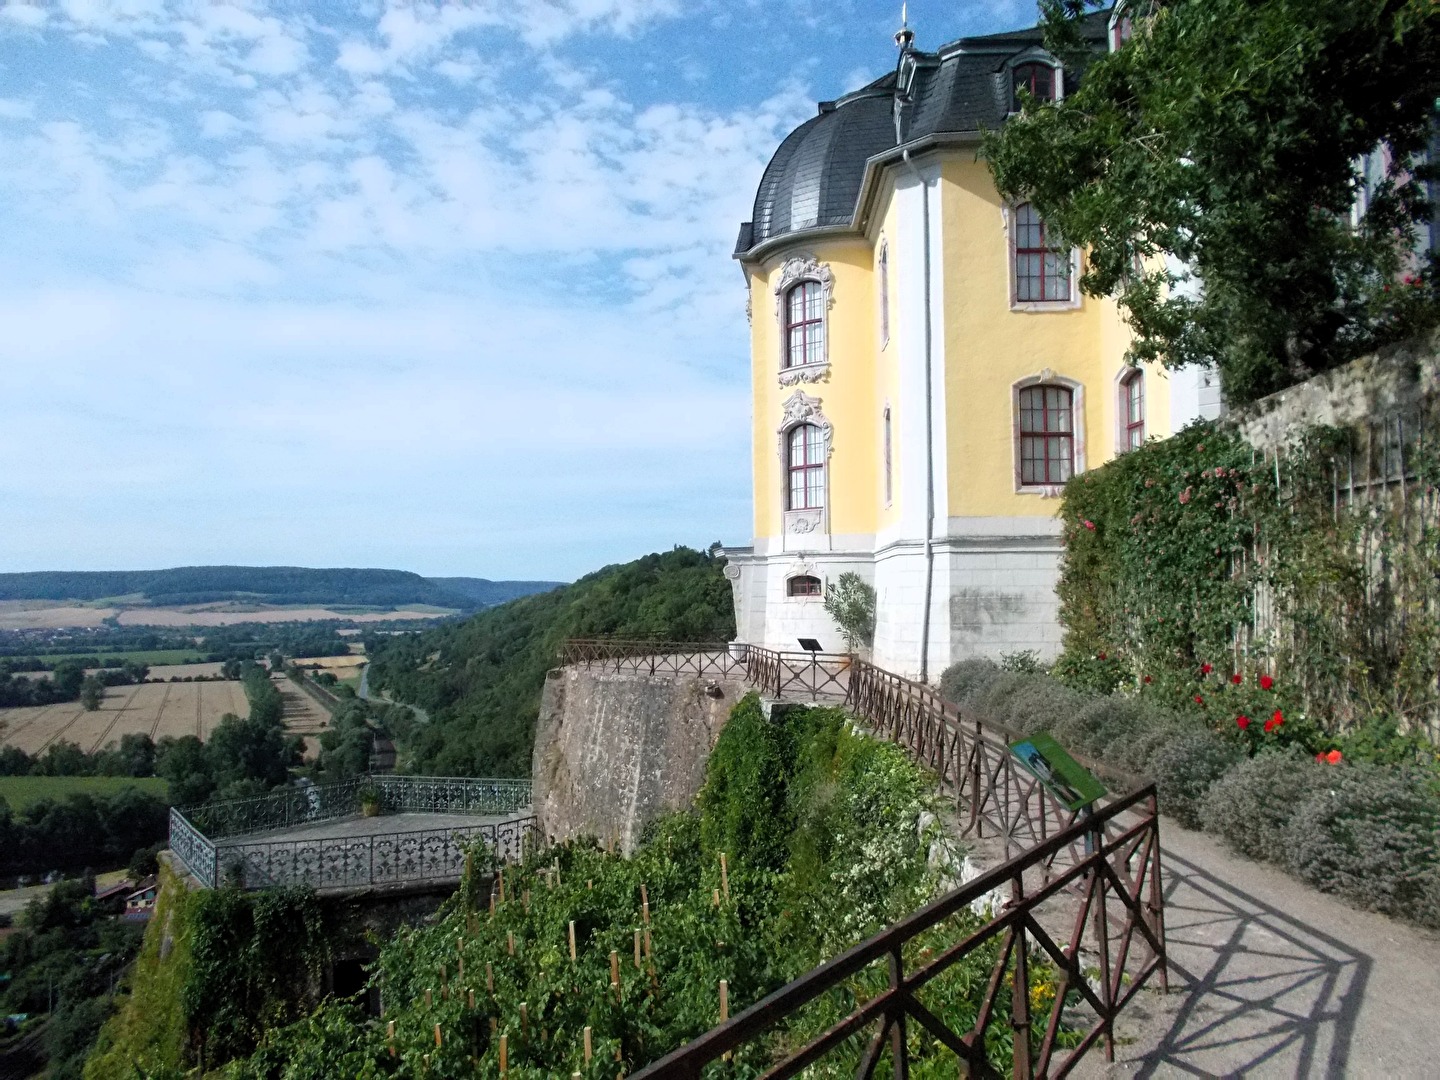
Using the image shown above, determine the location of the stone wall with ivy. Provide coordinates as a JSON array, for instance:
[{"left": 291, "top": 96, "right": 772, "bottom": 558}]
[{"left": 1055, "top": 334, "right": 1440, "bottom": 741}]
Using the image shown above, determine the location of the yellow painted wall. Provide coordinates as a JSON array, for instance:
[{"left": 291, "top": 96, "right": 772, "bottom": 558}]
[
  {"left": 937, "top": 156, "right": 1134, "bottom": 518},
  {"left": 748, "top": 236, "right": 880, "bottom": 541}
]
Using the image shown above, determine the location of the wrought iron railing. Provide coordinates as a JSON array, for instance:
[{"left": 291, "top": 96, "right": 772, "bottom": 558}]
[
  {"left": 182, "top": 774, "right": 533, "bottom": 841},
  {"left": 634, "top": 786, "right": 1166, "bottom": 1079},
  {"left": 214, "top": 815, "right": 537, "bottom": 891},
  {"left": 168, "top": 806, "right": 218, "bottom": 888},
  {"left": 745, "top": 644, "right": 852, "bottom": 701},
  {"left": 560, "top": 640, "right": 853, "bottom": 702},
  {"left": 560, "top": 639, "right": 749, "bottom": 678}
]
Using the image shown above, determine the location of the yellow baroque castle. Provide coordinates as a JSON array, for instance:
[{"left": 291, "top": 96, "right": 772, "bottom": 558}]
[{"left": 723, "top": 7, "right": 1221, "bottom": 680}]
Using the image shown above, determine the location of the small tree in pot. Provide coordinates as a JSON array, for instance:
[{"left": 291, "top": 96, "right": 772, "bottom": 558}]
[{"left": 824, "top": 573, "right": 876, "bottom": 655}]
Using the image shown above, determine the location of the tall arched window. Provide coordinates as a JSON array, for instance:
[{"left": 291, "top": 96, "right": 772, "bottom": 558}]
[
  {"left": 784, "top": 281, "right": 825, "bottom": 369},
  {"left": 1019, "top": 384, "right": 1075, "bottom": 485},
  {"left": 1013, "top": 203, "right": 1071, "bottom": 303},
  {"left": 878, "top": 241, "right": 890, "bottom": 348},
  {"left": 883, "top": 405, "right": 893, "bottom": 506},
  {"left": 1012, "top": 63, "right": 1056, "bottom": 110},
  {"left": 787, "top": 423, "right": 826, "bottom": 509},
  {"left": 1121, "top": 370, "right": 1145, "bottom": 450}
]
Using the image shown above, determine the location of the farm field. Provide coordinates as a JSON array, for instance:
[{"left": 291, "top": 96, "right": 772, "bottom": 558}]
[
  {"left": 5, "top": 649, "right": 208, "bottom": 667},
  {"left": 0, "top": 775, "right": 168, "bottom": 810},
  {"left": 0, "top": 680, "right": 250, "bottom": 756},
  {"left": 275, "top": 675, "right": 331, "bottom": 760},
  {"left": 0, "top": 600, "right": 454, "bottom": 631}
]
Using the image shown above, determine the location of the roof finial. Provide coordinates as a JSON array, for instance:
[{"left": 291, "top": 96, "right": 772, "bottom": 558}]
[{"left": 894, "top": 3, "right": 914, "bottom": 51}]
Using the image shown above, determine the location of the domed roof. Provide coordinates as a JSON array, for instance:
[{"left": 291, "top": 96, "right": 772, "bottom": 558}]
[
  {"left": 734, "top": 9, "right": 1115, "bottom": 258},
  {"left": 739, "top": 89, "right": 897, "bottom": 256}
]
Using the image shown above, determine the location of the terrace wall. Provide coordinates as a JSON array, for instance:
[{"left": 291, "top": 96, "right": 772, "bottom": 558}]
[{"left": 531, "top": 666, "right": 746, "bottom": 854}]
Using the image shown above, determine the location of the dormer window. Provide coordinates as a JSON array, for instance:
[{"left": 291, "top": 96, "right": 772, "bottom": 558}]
[{"left": 1012, "top": 63, "right": 1057, "bottom": 110}]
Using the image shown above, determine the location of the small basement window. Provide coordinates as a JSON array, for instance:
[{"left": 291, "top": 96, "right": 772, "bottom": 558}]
[{"left": 788, "top": 575, "right": 822, "bottom": 597}]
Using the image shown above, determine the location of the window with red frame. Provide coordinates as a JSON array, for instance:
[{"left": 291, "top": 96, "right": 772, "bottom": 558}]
[
  {"left": 784, "top": 281, "right": 825, "bottom": 368},
  {"left": 1011, "top": 62, "right": 1056, "bottom": 110},
  {"left": 1019, "top": 384, "right": 1075, "bottom": 485},
  {"left": 787, "top": 575, "right": 822, "bottom": 597},
  {"left": 787, "top": 423, "right": 826, "bottom": 509},
  {"left": 1122, "top": 370, "right": 1144, "bottom": 450},
  {"left": 1014, "top": 203, "right": 1071, "bottom": 303},
  {"left": 1111, "top": 14, "right": 1133, "bottom": 50}
]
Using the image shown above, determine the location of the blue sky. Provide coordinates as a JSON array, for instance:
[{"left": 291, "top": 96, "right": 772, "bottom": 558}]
[{"left": 0, "top": 0, "right": 1039, "bottom": 581}]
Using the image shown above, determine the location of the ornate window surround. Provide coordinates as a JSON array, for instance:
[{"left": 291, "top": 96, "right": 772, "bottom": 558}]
[
  {"left": 1011, "top": 371, "right": 1086, "bottom": 496},
  {"left": 778, "top": 389, "right": 833, "bottom": 538},
  {"left": 1001, "top": 203, "right": 1082, "bottom": 312},
  {"left": 783, "top": 560, "right": 824, "bottom": 603},
  {"left": 775, "top": 254, "right": 835, "bottom": 386}
]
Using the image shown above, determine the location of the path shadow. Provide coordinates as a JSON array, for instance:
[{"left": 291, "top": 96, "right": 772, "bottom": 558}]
[{"left": 1118, "top": 850, "right": 1371, "bottom": 1079}]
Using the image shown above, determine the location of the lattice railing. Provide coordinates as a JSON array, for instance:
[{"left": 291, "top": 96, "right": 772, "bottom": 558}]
[
  {"left": 633, "top": 787, "right": 1166, "bottom": 1079},
  {"left": 745, "top": 645, "right": 853, "bottom": 701},
  {"left": 168, "top": 806, "right": 218, "bottom": 888},
  {"left": 181, "top": 774, "right": 533, "bottom": 841},
  {"left": 214, "top": 815, "right": 537, "bottom": 891}
]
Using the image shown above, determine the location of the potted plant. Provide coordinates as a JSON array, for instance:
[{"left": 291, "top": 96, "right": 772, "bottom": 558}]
[{"left": 359, "top": 783, "right": 382, "bottom": 818}]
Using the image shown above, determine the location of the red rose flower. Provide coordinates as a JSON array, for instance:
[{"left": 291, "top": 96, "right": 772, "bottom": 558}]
[
  {"left": 1259, "top": 675, "right": 1274, "bottom": 690},
  {"left": 1272, "top": 708, "right": 1284, "bottom": 726},
  {"left": 1179, "top": 487, "right": 1193, "bottom": 505},
  {"left": 1083, "top": 519, "right": 1096, "bottom": 530},
  {"left": 1231, "top": 673, "right": 1242, "bottom": 685},
  {"left": 1143, "top": 675, "right": 1152, "bottom": 684},
  {"left": 1098, "top": 651, "right": 1107, "bottom": 660},
  {"left": 1326, "top": 749, "right": 1343, "bottom": 765},
  {"left": 1263, "top": 718, "right": 1276, "bottom": 733},
  {"left": 1315, "top": 752, "right": 1325, "bottom": 763},
  {"left": 1201, "top": 663, "right": 1213, "bottom": 674},
  {"left": 1194, "top": 694, "right": 1204, "bottom": 705},
  {"left": 1236, "top": 715, "right": 1251, "bottom": 730}
]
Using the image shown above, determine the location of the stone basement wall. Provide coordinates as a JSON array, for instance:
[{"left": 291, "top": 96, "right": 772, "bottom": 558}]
[
  {"left": 531, "top": 667, "right": 747, "bottom": 854},
  {"left": 1231, "top": 325, "right": 1440, "bottom": 450}
]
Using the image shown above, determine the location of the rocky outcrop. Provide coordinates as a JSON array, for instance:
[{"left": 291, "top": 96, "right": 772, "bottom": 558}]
[{"left": 531, "top": 667, "right": 746, "bottom": 853}]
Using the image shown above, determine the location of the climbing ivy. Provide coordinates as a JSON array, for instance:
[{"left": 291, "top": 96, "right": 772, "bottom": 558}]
[{"left": 1056, "top": 417, "right": 1440, "bottom": 752}]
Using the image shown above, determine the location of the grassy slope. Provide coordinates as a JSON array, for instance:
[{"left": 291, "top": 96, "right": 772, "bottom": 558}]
[
  {"left": 365, "top": 547, "right": 735, "bottom": 777},
  {"left": 0, "top": 776, "right": 169, "bottom": 810},
  {"left": 85, "top": 861, "right": 195, "bottom": 1079}
]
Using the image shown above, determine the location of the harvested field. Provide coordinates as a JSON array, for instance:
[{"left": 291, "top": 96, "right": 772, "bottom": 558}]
[
  {"left": 114, "top": 607, "right": 449, "bottom": 627},
  {"left": 0, "top": 681, "right": 250, "bottom": 755},
  {"left": 293, "top": 654, "right": 367, "bottom": 669},
  {"left": 274, "top": 675, "right": 331, "bottom": 762},
  {"left": 0, "top": 602, "right": 116, "bottom": 630},
  {"left": 145, "top": 662, "right": 226, "bottom": 680}
]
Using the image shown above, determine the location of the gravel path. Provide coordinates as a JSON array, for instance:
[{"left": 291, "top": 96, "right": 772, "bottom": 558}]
[{"left": 1083, "top": 822, "right": 1440, "bottom": 1079}]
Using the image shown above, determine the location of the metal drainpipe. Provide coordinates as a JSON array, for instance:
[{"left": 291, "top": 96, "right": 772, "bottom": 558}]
[{"left": 901, "top": 147, "right": 936, "bottom": 683}]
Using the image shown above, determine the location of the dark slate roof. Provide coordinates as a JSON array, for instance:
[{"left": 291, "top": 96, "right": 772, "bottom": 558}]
[{"left": 736, "top": 9, "right": 1112, "bottom": 257}]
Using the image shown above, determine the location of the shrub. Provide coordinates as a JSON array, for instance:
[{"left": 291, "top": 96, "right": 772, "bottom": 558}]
[
  {"left": 1146, "top": 731, "right": 1243, "bottom": 829},
  {"left": 999, "top": 650, "right": 1045, "bottom": 674},
  {"left": 1200, "top": 750, "right": 1331, "bottom": 864},
  {"left": 697, "top": 693, "right": 792, "bottom": 870},
  {"left": 1284, "top": 764, "right": 1440, "bottom": 927},
  {"left": 968, "top": 672, "right": 1091, "bottom": 736},
  {"left": 1052, "top": 696, "right": 1196, "bottom": 777},
  {"left": 938, "top": 658, "right": 1001, "bottom": 704}
]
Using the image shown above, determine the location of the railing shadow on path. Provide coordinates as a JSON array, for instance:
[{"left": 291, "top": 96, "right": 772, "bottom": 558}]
[{"left": 1101, "top": 849, "right": 1370, "bottom": 1080}]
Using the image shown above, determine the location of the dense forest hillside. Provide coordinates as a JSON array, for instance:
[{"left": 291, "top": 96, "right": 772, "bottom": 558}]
[
  {"left": 0, "top": 567, "right": 561, "bottom": 610},
  {"left": 365, "top": 547, "right": 734, "bottom": 776}
]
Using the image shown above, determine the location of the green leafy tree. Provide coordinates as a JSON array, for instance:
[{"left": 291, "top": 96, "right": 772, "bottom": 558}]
[
  {"left": 79, "top": 676, "right": 105, "bottom": 712},
  {"left": 985, "top": 0, "right": 1440, "bottom": 403},
  {"left": 823, "top": 572, "right": 876, "bottom": 651}
]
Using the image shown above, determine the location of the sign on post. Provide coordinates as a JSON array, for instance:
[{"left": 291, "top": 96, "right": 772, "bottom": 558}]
[{"left": 1009, "top": 733, "right": 1106, "bottom": 812}]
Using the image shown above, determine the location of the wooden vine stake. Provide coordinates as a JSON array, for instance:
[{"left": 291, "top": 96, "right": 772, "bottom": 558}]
[
  {"left": 584, "top": 1025, "right": 593, "bottom": 1063},
  {"left": 633, "top": 929, "right": 642, "bottom": 970},
  {"left": 523, "top": 889, "right": 531, "bottom": 913},
  {"left": 386, "top": 1020, "right": 396, "bottom": 1058},
  {"left": 424, "top": 988, "right": 432, "bottom": 1007},
  {"left": 486, "top": 961, "right": 494, "bottom": 994},
  {"left": 434, "top": 1023, "right": 443, "bottom": 1048},
  {"left": 507, "top": 930, "right": 515, "bottom": 956},
  {"left": 610, "top": 949, "right": 620, "bottom": 999},
  {"left": 458, "top": 955, "right": 464, "bottom": 980},
  {"left": 720, "top": 979, "right": 731, "bottom": 1062},
  {"left": 640, "top": 884, "right": 649, "bottom": 924},
  {"left": 499, "top": 1034, "right": 508, "bottom": 1076},
  {"left": 520, "top": 1002, "right": 529, "bottom": 1038},
  {"left": 467, "top": 988, "right": 476, "bottom": 1010},
  {"left": 720, "top": 853, "right": 729, "bottom": 900},
  {"left": 499, "top": 869, "right": 506, "bottom": 904},
  {"left": 568, "top": 921, "right": 577, "bottom": 962},
  {"left": 712, "top": 888, "right": 720, "bottom": 907}
]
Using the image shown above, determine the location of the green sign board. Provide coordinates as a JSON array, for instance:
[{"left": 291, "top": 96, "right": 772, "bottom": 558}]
[{"left": 1009, "top": 733, "right": 1107, "bottom": 812}]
